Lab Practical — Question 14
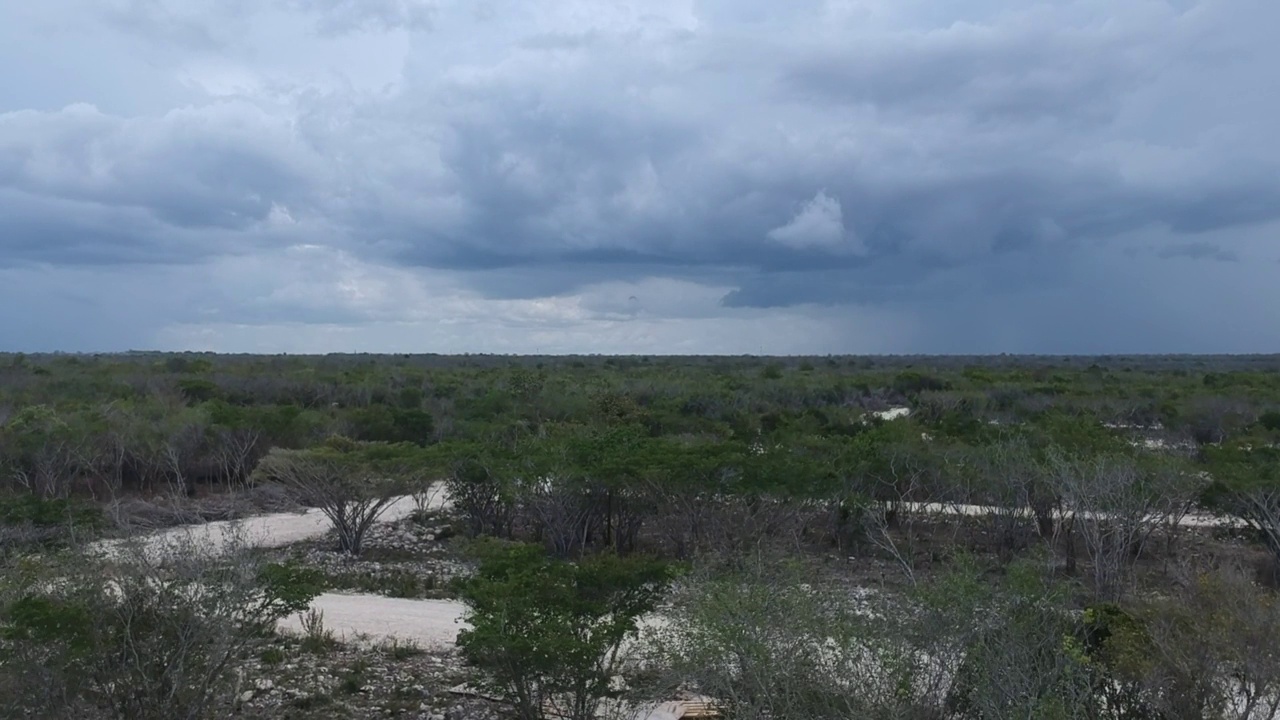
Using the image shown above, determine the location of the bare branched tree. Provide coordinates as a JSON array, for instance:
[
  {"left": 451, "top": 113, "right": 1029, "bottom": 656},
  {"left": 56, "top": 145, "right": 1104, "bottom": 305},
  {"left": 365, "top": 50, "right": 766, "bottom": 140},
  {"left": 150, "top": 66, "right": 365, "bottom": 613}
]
[
  {"left": 209, "top": 426, "right": 261, "bottom": 490},
  {"left": 1045, "top": 452, "right": 1198, "bottom": 601},
  {"left": 518, "top": 475, "right": 602, "bottom": 558},
  {"left": 252, "top": 437, "right": 419, "bottom": 555}
]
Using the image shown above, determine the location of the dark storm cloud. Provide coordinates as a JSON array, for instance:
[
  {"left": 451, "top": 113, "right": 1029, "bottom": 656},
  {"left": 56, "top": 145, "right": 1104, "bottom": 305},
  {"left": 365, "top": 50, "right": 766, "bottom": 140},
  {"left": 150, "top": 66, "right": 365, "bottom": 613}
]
[
  {"left": 0, "top": 102, "right": 322, "bottom": 264},
  {"left": 302, "top": 0, "right": 1280, "bottom": 311},
  {"left": 1157, "top": 241, "right": 1239, "bottom": 263},
  {"left": 1, "top": 0, "right": 1279, "bottom": 352}
]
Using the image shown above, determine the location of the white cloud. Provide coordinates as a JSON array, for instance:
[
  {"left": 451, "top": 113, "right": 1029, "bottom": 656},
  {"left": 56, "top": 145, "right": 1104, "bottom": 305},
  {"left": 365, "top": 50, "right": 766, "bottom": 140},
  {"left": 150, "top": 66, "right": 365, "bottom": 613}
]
[{"left": 767, "top": 191, "right": 863, "bottom": 253}]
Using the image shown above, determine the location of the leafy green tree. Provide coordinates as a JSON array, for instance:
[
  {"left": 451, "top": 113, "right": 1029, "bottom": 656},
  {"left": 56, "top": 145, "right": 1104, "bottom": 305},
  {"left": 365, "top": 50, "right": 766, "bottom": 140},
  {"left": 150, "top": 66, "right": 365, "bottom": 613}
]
[
  {"left": 439, "top": 441, "right": 521, "bottom": 539},
  {"left": 176, "top": 378, "right": 220, "bottom": 404},
  {"left": 0, "top": 404, "right": 85, "bottom": 498},
  {"left": 348, "top": 404, "right": 435, "bottom": 446},
  {"left": 892, "top": 370, "right": 949, "bottom": 396},
  {"left": 456, "top": 541, "right": 675, "bottom": 720}
]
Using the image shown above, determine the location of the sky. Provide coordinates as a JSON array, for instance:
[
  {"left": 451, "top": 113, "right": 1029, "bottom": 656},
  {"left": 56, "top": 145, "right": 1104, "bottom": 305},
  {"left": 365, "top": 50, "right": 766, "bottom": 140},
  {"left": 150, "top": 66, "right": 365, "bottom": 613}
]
[{"left": 1, "top": 0, "right": 1277, "bottom": 355}]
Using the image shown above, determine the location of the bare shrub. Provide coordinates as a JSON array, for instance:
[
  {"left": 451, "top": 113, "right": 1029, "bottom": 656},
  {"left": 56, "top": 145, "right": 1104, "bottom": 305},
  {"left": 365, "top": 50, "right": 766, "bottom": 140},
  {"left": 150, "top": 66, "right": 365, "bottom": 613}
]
[
  {"left": 411, "top": 479, "right": 445, "bottom": 515},
  {"left": 942, "top": 573, "right": 1096, "bottom": 720},
  {"left": 1133, "top": 564, "right": 1280, "bottom": 720},
  {"left": 518, "top": 476, "right": 605, "bottom": 559},
  {"left": 252, "top": 436, "right": 420, "bottom": 555},
  {"left": 0, "top": 533, "right": 320, "bottom": 719},
  {"left": 1045, "top": 453, "right": 1199, "bottom": 601},
  {"left": 951, "top": 441, "right": 1044, "bottom": 561},
  {"left": 653, "top": 553, "right": 950, "bottom": 720}
]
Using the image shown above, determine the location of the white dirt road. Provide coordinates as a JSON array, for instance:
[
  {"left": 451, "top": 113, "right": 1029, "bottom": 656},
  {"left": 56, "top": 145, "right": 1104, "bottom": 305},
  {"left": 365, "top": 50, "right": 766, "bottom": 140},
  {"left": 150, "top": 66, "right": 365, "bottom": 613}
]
[
  {"left": 279, "top": 595, "right": 671, "bottom": 654},
  {"left": 92, "top": 486, "right": 448, "bottom": 559},
  {"left": 102, "top": 480, "right": 1245, "bottom": 648},
  {"left": 281, "top": 594, "right": 468, "bottom": 648},
  {"left": 901, "top": 502, "right": 1244, "bottom": 528}
]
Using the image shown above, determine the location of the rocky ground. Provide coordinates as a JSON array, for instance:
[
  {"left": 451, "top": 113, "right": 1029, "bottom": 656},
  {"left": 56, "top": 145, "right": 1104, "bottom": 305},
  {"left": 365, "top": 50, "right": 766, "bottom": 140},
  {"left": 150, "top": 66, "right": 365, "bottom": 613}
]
[
  {"left": 236, "top": 635, "right": 501, "bottom": 720},
  {"left": 272, "top": 510, "right": 472, "bottom": 600}
]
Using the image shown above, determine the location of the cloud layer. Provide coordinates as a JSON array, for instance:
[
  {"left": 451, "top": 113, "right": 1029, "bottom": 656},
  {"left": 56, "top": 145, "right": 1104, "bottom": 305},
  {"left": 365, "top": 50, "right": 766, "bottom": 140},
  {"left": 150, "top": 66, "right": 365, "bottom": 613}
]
[{"left": 2, "top": 0, "right": 1278, "bottom": 353}]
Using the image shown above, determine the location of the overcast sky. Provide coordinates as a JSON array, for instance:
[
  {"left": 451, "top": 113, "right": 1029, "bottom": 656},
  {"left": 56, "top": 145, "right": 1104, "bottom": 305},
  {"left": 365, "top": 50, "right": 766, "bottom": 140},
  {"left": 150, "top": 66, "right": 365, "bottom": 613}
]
[{"left": 2, "top": 0, "right": 1277, "bottom": 354}]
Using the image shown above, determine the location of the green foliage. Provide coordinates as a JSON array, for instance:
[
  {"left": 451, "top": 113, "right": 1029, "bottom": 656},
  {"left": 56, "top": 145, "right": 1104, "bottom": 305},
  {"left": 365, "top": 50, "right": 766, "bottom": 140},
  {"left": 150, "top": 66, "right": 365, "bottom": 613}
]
[
  {"left": 296, "top": 609, "right": 338, "bottom": 655},
  {"left": 397, "top": 386, "right": 425, "bottom": 409},
  {"left": 177, "top": 378, "right": 221, "bottom": 403},
  {"left": 0, "top": 595, "right": 96, "bottom": 655},
  {"left": 319, "top": 566, "right": 440, "bottom": 599},
  {"left": 1081, "top": 603, "right": 1154, "bottom": 674},
  {"left": 1200, "top": 438, "right": 1280, "bottom": 561},
  {"left": 384, "top": 637, "right": 425, "bottom": 660},
  {"left": 257, "top": 562, "right": 327, "bottom": 617},
  {"left": 0, "top": 494, "right": 102, "bottom": 530},
  {"left": 339, "top": 658, "right": 369, "bottom": 694},
  {"left": 892, "top": 370, "right": 949, "bottom": 395},
  {"left": 456, "top": 541, "right": 675, "bottom": 720},
  {"left": 163, "top": 356, "right": 214, "bottom": 374},
  {"left": 2, "top": 404, "right": 70, "bottom": 443},
  {"left": 1031, "top": 411, "right": 1128, "bottom": 456},
  {"left": 348, "top": 404, "right": 435, "bottom": 445}
]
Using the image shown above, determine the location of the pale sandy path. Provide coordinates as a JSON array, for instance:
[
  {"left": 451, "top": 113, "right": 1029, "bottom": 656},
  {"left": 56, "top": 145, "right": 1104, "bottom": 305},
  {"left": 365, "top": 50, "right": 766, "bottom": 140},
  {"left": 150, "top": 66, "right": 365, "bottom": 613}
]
[
  {"left": 96, "top": 478, "right": 1245, "bottom": 648},
  {"left": 280, "top": 594, "right": 671, "bottom": 653},
  {"left": 281, "top": 593, "right": 468, "bottom": 648},
  {"left": 902, "top": 502, "right": 1245, "bottom": 528},
  {"left": 92, "top": 485, "right": 449, "bottom": 559}
]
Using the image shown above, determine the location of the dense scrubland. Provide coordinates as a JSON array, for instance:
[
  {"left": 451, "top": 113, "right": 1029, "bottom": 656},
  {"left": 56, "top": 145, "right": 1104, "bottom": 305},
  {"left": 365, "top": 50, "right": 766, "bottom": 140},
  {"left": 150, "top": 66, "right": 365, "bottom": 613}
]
[{"left": 3, "top": 352, "right": 1280, "bottom": 719}]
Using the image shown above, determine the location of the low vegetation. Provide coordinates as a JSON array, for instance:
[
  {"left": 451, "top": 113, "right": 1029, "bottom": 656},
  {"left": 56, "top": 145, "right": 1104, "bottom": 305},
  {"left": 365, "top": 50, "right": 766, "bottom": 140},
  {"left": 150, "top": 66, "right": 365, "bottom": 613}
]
[
  {"left": 0, "top": 534, "right": 321, "bottom": 719},
  {"left": 2, "top": 352, "right": 1280, "bottom": 718}
]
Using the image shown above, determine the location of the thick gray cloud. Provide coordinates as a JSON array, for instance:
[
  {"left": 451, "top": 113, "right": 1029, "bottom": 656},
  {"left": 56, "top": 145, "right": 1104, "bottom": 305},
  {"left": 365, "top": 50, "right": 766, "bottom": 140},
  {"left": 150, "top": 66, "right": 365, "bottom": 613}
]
[{"left": 1, "top": 0, "right": 1278, "bottom": 353}]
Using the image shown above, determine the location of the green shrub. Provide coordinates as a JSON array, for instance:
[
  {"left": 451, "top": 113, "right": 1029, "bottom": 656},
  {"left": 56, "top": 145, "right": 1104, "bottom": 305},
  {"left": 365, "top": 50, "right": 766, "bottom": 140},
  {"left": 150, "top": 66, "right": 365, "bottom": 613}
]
[
  {"left": 319, "top": 567, "right": 437, "bottom": 599},
  {"left": 0, "top": 494, "right": 102, "bottom": 530},
  {"left": 892, "top": 370, "right": 949, "bottom": 395},
  {"left": 339, "top": 659, "right": 369, "bottom": 695},
  {"left": 177, "top": 378, "right": 221, "bottom": 403},
  {"left": 456, "top": 541, "right": 675, "bottom": 720}
]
